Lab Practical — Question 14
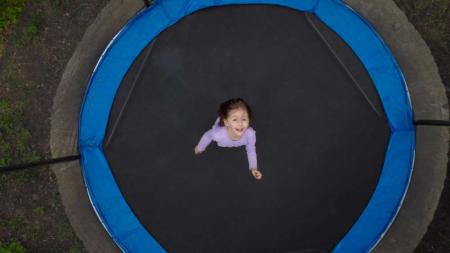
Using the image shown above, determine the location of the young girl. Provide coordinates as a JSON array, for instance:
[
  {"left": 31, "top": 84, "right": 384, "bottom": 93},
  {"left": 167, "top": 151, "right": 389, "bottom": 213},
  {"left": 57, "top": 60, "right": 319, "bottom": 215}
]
[{"left": 194, "top": 98, "right": 262, "bottom": 180}]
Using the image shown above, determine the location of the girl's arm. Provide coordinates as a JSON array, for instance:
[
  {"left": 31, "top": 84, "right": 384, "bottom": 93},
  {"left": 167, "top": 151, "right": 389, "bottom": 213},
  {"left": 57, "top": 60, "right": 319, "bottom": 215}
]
[
  {"left": 212, "top": 117, "right": 221, "bottom": 129},
  {"left": 245, "top": 130, "right": 257, "bottom": 170},
  {"left": 196, "top": 129, "right": 214, "bottom": 152}
]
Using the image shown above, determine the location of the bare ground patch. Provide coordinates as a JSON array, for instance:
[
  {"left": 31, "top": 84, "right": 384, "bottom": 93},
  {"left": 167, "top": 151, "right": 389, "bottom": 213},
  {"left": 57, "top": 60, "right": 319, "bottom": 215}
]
[{"left": 0, "top": 0, "right": 107, "bottom": 251}]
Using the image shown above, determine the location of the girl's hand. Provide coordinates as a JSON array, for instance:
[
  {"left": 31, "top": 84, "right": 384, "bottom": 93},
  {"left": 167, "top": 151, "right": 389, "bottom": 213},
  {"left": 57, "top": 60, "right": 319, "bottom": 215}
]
[
  {"left": 194, "top": 146, "right": 202, "bottom": 155},
  {"left": 251, "top": 169, "right": 262, "bottom": 180}
]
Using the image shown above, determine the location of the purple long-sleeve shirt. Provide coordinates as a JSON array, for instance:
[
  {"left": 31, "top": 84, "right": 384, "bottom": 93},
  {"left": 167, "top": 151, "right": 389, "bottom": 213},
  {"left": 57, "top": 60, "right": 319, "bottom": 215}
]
[{"left": 197, "top": 117, "right": 258, "bottom": 170}]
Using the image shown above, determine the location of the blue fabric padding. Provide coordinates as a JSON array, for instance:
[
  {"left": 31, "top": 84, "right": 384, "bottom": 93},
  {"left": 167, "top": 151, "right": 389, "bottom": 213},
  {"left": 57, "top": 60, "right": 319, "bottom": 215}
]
[
  {"left": 80, "top": 147, "right": 166, "bottom": 253},
  {"left": 332, "top": 131, "right": 415, "bottom": 252},
  {"left": 79, "top": 0, "right": 415, "bottom": 252},
  {"left": 80, "top": 6, "right": 172, "bottom": 145},
  {"left": 314, "top": 0, "right": 413, "bottom": 131}
]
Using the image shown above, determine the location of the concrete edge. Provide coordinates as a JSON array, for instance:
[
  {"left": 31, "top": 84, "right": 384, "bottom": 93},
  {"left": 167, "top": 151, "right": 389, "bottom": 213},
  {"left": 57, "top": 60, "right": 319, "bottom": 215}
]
[{"left": 50, "top": 0, "right": 144, "bottom": 252}]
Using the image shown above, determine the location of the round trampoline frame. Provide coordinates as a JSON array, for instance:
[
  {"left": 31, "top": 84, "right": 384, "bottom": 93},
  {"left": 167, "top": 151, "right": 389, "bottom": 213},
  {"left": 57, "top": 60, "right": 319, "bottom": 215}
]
[{"left": 78, "top": 0, "right": 416, "bottom": 252}]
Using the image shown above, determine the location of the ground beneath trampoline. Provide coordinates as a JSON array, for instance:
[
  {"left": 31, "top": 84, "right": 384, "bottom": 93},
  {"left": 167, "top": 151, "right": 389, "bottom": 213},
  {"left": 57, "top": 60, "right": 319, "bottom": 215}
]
[
  {"left": 0, "top": 0, "right": 448, "bottom": 252},
  {"left": 0, "top": 0, "right": 107, "bottom": 251}
]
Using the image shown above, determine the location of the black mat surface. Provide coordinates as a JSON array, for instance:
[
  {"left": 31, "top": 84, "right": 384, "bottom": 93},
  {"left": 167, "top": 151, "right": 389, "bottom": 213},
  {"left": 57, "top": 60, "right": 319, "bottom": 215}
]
[{"left": 104, "top": 5, "right": 390, "bottom": 253}]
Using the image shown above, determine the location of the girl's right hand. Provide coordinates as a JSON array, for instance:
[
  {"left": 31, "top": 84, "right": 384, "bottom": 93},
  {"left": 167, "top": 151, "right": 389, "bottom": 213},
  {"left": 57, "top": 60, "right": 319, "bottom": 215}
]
[
  {"left": 194, "top": 146, "right": 202, "bottom": 155},
  {"left": 251, "top": 169, "right": 262, "bottom": 180}
]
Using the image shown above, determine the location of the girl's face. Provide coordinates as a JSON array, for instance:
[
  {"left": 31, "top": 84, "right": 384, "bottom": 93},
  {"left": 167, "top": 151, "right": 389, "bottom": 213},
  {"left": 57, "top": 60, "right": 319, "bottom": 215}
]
[{"left": 224, "top": 108, "right": 250, "bottom": 137}]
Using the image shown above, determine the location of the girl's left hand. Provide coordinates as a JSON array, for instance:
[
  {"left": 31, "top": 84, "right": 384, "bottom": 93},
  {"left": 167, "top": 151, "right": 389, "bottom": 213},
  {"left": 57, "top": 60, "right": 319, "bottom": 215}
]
[
  {"left": 194, "top": 146, "right": 202, "bottom": 155},
  {"left": 251, "top": 169, "right": 262, "bottom": 180}
]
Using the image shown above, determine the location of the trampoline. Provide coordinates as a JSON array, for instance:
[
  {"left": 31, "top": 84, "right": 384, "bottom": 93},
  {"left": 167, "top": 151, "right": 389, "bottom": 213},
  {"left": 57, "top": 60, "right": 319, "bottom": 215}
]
[{"left": 79, "top": 0, "right": 415, "bottom": 252}]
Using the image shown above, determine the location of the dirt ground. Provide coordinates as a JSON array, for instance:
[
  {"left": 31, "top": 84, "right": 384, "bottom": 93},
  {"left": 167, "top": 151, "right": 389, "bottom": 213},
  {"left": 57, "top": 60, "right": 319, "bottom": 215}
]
[
  {"left": 0, "top": 0, "right": 448, "bottom": 252},
  {"left": 0, "top": 0, "right": 107, "bottom": 251}
]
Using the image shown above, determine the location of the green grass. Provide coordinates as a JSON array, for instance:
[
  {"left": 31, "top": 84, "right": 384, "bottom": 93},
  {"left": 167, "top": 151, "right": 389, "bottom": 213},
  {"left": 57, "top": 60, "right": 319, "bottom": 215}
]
[
  {"left": 0, "top": 0, "right": 27, "bottom": 33},
  {"left": 0, "top": 217, "right": 37, "bottom": 242},
  {"left": 68, "top": 247, "right": 82, "bottom": 253},
  {"left": 48, "top": 0, "right": 74, "bottom": 15},
  {"left": 0, "top": 240, "right": 27, "bottom": 253},
  {"left": 0, "top": 0, "right": 27, "bottom": 57},
  {"left": 2, "top": 218, "right": 27, "bottom": 232},
  {"left": 0, "top": 99, "right": 40, "bottom": 187},
  {"left": 0, "top": 215, "right": 40, "bottom": 244},
  {"left": 16, "top": 16, "right": 45, "bottom": 48},
  {"left": 2, "top": 66, "right": 30, "bottom": 91},
  {"left": 0, "top": 100, "right": 39, "bottom": 168},
  {"left": 61, "top": 216, "right": 77, "bottom": 241},
  {"left": 32, "top": 206, "right": 45, "bottom": 216}
]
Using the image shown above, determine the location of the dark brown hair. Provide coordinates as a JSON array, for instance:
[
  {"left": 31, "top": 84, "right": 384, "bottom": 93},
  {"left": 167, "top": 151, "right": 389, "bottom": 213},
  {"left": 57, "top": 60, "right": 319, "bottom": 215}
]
[{"left": 217, "top": 98, "right": 253, "bottom": 127}]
